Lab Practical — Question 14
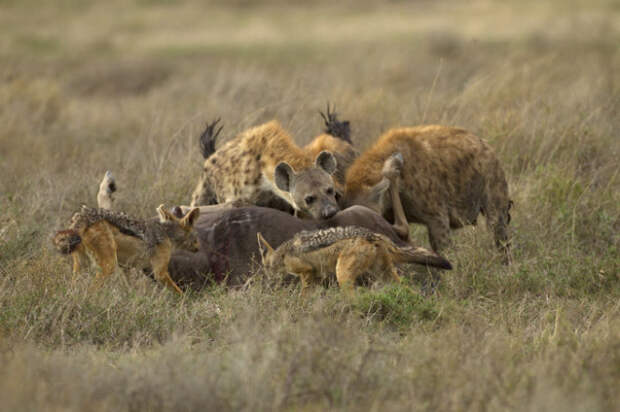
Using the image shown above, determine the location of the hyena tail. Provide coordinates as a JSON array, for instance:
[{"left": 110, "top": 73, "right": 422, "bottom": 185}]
[
  {"left": 199, "top": 118, "right": 223, "bottom": 159},
  {"left": 390, "top": 244, "right": 452, "bottom": 270},
  {"left": 53, "top": 229, "right": 82, "bottom": 255},
  {"left": 320, "top": 102, "right": 351, "bottom": 144}
]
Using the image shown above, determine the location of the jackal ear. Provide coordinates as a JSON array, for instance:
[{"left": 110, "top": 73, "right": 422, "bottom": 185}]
[
  {"left": 181, "top": 207, "right": 200, "bottom": 228},
  {"left": 256, "top": 232, "right": 273, "bottom": 263},
  {"left": 315, "top": 151, "right": 337, "bottom": 175},
  {"left": 157, "top": 204, "right": 176, "bottom": 223},
  {"left": 367, "top": 177, "right": 390, "bottom": 206},
  {"left": 275, "top": 162, "right": 295, "bottom": 192}
]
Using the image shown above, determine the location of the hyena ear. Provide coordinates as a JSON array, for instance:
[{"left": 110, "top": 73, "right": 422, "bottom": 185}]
[
  {"left": 315, "top": 151, "right": 337, "bottom": 175},
  {"left": 275, "top": 162, "right": 295, "bottom": 192},
  {"left": 256, "top": 232, "right": 274, "bottom": 263},
  {"left": 180, "top": 207, "right": 200, "bottom": 228},
  {"left": 157, "top": 204, "right": 176, "bottom": 223}
]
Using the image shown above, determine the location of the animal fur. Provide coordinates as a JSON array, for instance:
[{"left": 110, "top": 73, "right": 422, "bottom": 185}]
[
  {"left": 189, "top": 120, "right": 340, "bottom": 220},
  {"left": 257, "top": 226, "right": 452, "bottom": 295},
  {"left": 53, "top": 205, "right": 200, "bottom": 294},
  {"left": 343, "top": 125, "right": 512, "bottom": 262}
]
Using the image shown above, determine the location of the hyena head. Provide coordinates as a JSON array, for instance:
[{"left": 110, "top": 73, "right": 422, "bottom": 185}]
[
  {"left": 274, "top": 151, "right": 340, "bottom": 220},
  {"left": 256, "top": 232, "right": 285, "bottom": 276},
  {"left": 157, "top": 205, "right": 201, "bottom": 252}
]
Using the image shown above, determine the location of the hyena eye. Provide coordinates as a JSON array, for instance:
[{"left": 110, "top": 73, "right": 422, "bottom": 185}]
[
  {"left": 305, "top": 195, "right": 316, "bottom": 205},
  {"left": 326, "top": 187, "right": 334, "bottom": 196}
]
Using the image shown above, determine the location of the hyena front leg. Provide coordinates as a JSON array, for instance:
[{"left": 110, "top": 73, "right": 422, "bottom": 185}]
[
  {"left": 150, "top": 242, "right": 183, "bottom": 295},
  {"left": 483, "top": 204, "right": 512, "bottom": 265},
  {"left": 425, "top": 214, "right": 451, "bottom": 253}
]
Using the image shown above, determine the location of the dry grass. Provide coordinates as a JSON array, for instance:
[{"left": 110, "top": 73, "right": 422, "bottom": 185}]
[{"left": 1, "top": 0, "right": 619, "bottom": 410}]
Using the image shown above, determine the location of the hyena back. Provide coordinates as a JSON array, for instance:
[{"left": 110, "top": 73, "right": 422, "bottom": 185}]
[{"left": 190, "top": 120, "right": 340, "bottom": 219}]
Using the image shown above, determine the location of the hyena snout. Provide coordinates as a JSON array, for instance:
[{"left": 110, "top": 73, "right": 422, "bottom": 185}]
[{"left": 321, "top": 203, "right": 339, "bottom": 219}]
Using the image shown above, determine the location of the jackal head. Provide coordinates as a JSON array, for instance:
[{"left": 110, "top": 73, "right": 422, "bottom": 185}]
[
  {"left": 274, "top": 151, "right": 340, "bottom": 220},
  {"left": 157, "top": 205, "right": 201, "bottom": 252},
  {"left": 257, "top": 232, "right": 284, "bottom": 276}
]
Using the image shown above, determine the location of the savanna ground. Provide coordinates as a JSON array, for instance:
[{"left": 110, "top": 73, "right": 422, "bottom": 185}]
[{"left": 1, "top": 0, "right": 619, "bottom": 410}]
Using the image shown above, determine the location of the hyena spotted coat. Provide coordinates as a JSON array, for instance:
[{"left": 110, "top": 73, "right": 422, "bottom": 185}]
[
  {"left": 343, "top": 125, "right": 512, "bottom": 262},
  {"left": 190, "top": 120, "right": 340, "bottom": 219}
]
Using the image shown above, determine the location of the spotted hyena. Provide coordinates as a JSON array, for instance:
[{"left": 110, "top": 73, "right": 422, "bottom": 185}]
[
  {"left": 343, "top": 125, "right": 512, "bottom": 263},
  {"left": 189, "top": 120, "right": 340, "bottom": 220},
  {"left": 191, "top": 107, "right": 357, "bottom": 212}
]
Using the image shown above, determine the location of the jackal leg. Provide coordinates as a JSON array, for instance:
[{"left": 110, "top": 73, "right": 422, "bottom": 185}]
[
  {"left": 335, "top": 242, "right": 375, "bottom": 295},
  {"left": 81, "top": 222, "right": 118, "bottom": 286},
  {"left": 379, "top": 247, "right": 419, "bottom": 294},
  {"left": 286, "top": 257, "right": 316, "bottom": 297},
  {"left": 150, "top": 242, "right": 184, "bottom": 295},
  {"left": 378, "top": 248, "right": 402, "bottom": 284},
  {"left": 70, "top": 244, "right": 90, "bottom": 285},
  {"left": 382, "top": 153, "right": 409, "bottom": 241}
]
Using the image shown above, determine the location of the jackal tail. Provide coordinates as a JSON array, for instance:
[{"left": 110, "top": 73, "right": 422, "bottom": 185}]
[
  {"left": 53, "top": 229, "right": 82, "bottom": 255},
  {"left": 390, "top": 244, "right": 452, "bottom": 270}
]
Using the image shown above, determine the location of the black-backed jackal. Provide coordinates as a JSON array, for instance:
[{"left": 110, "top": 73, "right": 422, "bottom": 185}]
[
  {"left": 257, "top": 226, "right": 451, "bottom": 296},
  {"left": 53, "top": 205, "right": 200, "bottom": 295}
]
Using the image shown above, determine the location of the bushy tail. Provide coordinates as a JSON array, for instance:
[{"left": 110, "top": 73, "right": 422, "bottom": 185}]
[
  {"left": 199, "top": 118, "right": 223, "bottom": 159},
  {"left": 320, "top": 102, "right": 351, "bottom": 144},
  {"left": 391, "top": 244, "right": 452, "bottom": 270},
  {"left": 53, "top": 229, "right": 82, "bottom": 254}
]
